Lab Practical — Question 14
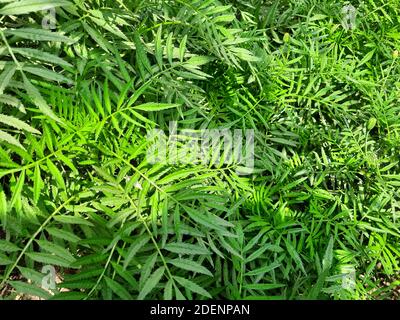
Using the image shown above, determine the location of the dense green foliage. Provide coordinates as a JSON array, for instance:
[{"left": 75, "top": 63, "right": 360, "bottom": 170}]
[{"left": 0, "top": 0, "right": 399, "bottom": 300}]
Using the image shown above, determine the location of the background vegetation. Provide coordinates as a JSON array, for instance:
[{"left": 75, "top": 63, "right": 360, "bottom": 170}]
[{"left": 0, "top": 0, "right": 399, "bottom": 300}]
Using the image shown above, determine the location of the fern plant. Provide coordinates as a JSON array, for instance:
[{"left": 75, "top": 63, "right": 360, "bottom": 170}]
[{"left": 0, "top": 0, "right": 399, "bottom": 301}]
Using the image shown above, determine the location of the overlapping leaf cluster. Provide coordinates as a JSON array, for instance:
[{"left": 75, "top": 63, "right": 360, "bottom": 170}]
[{"left": 0, "top": 0, "right": 399, "bottom": 300}]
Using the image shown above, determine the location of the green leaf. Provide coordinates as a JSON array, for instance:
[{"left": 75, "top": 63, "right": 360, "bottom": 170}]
[
  {"left": 285, "top": 239, "right": 307, "bottom": 275},
  {"left": 0, "top": 240, "right": 21, "bottom": 252},
  {"left": 23, "top": 74, "right": 61, "bottom": 123},
  {"left": 164, "top": 242, "right": 210, "bottom": 255},
  {"left": 245, "top": 261, "right": 282, "bottom": 276},
  {"left": 46, "top": 159, "right": 66, "bottom": 190},
  {"left": 111, "top": 262, "right": 138, "bottom": 289},
  {"left": 133, "top": 32, "right": 152, "bottom": 79},
  {"left": 174, "top": 276, "right": 211, "bottom": 298},
  {"left": 53, "top": 215, "right": 93, "bottom": 226},
  {"left": 82, "top": 21, "right": 111, "bottom": 52},
  {"left": 103, "top": 79, "right": 112, "bottom": 115},
  {"left": 9, "top": 281, "right": 52, "bottom": 300},
  {"left": 0, "top": 65, "right": 16, "bottom": 94},
  {"left": 0, "top": 114, "right": 40, "bottom": 134},
  {"left": 138, "top": 266, "right": 165, "bottom": 300},
  {"left": 18, "top": 266, "right": 46, "bottom": 285},
  {"left": 23, "top": 66, "right": 73, "bottom": 84},
  {"left": 179, "top": 35, "right": 187, "bottom": 62},
  {"left": 88, "top": 10, "right": 128, "bottom": 40},
  {"left": 0, "top": 94, "right": 24, "bottom": 112},
  {"left": 50, "top": 292, "right": 87, "bottom": 300},
  {"left": 168, "top": 258, "right": 213, "bottom": 277},
  {"left": 104, "top": 277, "right": 132, "bottom": 300},
  {"left": 33, "top": 163, "right": 42, "bottom": 204},
  {"left": 185, "top": 206, "right": 234, "bottom": 232},
  {"left": 9, "top": 170, "right": 25, "bottom": 210},
  {"left": 4, "top": 28, "right": 72, "bottom": 42},
  {"left": 0, "top": 0, "right": 71, "bottom": 15},
  {"left": 185, "top": 56, "right": 213, "bottom": 66},
  {"left": 10, "top": 47, "right": 72, "bottom": 67},
  {"left": 36, "top": 240, "right": 76, "bottom": 263},
  {"left": 322, "top": 236, "right": 334, "bottom": 271},
  {"left": 134, "top": 103, "right": 180, "bottom": 112},
  {"left": 367, "top": 117, "right": 377, "bottom": 131},
  {"left": 155, "top": 26, "right": 163, "bottom": 68},
  {"left": 123, "top": 235, "right": 150, "bottom": 269},
  {"left": 244, "top": 283, "right": 285, "bottom": 291},
  {"left": 0, "top": 253, "right": 12, "bottom": 265},
  {"left": 358, "top": 49, "right": 375, "bottom": 67},
  {"left": 0, "top": 129, "right": 25, "bottom": 150},
  {"left": 46, "top": 227, "right": 81, "bottom": 243},
  {"left": 158, "top": 169, "right": 198, "bottom": 185},
  {"left": 230, "top": 47, "right": 260, "bottom": 62},
  {"left": 212, "top": 14, "right": 235, "bottom": 23},
  {"left": 26, "top": 252, "right": 72, "bottom": 268},
  {"left": 0, "top": 187, "right": 7, "bottom": 218},
  {"left": 70, "top": 253, "right": 107, "bottom": 268},
  {"left": 166, "top": 32, "right": 174, "bottom": 64},
  {"left": 164, "top": 279, "right": 173, "bottom": 300}
]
